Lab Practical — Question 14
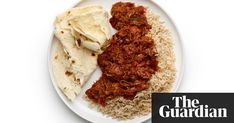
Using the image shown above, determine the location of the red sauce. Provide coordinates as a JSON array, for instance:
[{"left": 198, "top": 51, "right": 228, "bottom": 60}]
[{"left": 86, "top": 2, "right": 158, "bottom": 106}]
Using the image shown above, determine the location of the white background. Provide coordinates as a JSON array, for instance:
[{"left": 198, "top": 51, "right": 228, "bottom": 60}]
[{"left": 0, "top": 0, "right": 233, "bottom": 123}]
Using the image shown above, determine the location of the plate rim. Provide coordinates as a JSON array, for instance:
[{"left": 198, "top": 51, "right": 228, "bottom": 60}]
[{"left": 47, "top": 0, "right": 185, "bottom": 122}]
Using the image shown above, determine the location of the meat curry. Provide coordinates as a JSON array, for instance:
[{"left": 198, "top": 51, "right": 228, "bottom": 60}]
[{"left": 86, "top": 2, "right": 158, "bottom": 106}]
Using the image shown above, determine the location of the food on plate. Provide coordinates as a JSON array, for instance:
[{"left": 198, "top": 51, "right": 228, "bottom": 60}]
[
  {"left": 110, "top": 2, "right": 151, "bottom": 33},
  {"left": 85, "top": 2, "right": 176, "bottom": 120},
  {"left": 69, "top": 9, "right": 111, "bottom": 52},
  {"left": 86, "top": 25, "right": 158, "bottom": 106},
  {"left": 51, "top": 1, "right": 176, "bottom": 121},
  {"left": 54, "top": 5, "right": 111, "bottom": 52},
  {"left": 86, "top": 1, "right": 157, "bottom": 106},
  {"left": 52, "top": 33, "right": 97, "bottom": 101},
  {"left": 53, "top": 5, "right": 111, "bottom": 101},
  {"left": 52, "top": 41, "right": 82, "bottom": 101}
]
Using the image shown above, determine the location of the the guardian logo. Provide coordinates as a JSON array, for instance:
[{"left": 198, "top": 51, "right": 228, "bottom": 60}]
[{"left": 159, "top": 95, "right": 228, "bottom": 118}]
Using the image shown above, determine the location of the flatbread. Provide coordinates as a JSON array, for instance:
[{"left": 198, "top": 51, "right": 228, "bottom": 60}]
[
  {"left": 52, "top": 41, "right": 81, "bottom": 101},
  {"left": 52, "top": 39, "right": 98, "bottom": 101},
  {"left": 54, "top": 5, "right": 111, "bottom": 52},
  {"left": 53, "top": 5, "right": 111, "bottom": 101},
  {"left": 54, "top": 5, "right": 103, "bottom": 25},
  {"left": 54, "top": 24, "right": 97, "bottom": 86},
  {"left": 69, "top": 10, "right": 111, "bottom": 52}
]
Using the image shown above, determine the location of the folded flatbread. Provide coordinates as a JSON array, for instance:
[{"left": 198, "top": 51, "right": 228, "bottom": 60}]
[
  {"left": 52, "top": 41, "right": 82, "bottom": 101},
  {"left": 69, "top": 10, "right": 111, "bottom": 52},
  {"left": 54, "top": 5, "right": 111, "bottom": 52},
  {"left": 53, "top": 5, "right": 111, "bottom": 101}
]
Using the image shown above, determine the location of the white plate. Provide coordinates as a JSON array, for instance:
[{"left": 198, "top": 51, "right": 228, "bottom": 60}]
[{"left": 48, "top": 0, "right": 184, "bottom": 123}]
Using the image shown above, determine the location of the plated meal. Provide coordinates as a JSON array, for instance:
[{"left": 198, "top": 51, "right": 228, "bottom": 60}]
[{"left": 50, "top": 0, "right": 182, "bottom": 122}]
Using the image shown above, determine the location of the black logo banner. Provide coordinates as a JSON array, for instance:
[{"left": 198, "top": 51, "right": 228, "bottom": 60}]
[{"left": 152, "top": 93, "right": 234, "bottom": 123}]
